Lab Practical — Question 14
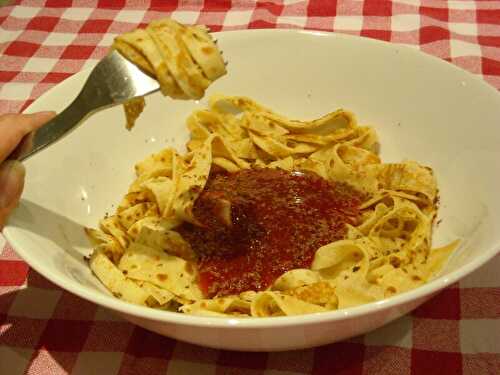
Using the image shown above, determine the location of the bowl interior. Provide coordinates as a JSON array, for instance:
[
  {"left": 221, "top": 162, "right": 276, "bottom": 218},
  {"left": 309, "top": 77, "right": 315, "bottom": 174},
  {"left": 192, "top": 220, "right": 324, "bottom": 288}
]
[{"left": 5, "top": 29, "right": 500, "bottom": 324}]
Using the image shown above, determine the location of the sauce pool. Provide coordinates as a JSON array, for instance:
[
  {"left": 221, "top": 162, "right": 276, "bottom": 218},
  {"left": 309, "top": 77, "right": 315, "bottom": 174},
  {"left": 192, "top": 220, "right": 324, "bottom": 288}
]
[{"left": 177, "top": 168, "right": 363, "bottom": 297}]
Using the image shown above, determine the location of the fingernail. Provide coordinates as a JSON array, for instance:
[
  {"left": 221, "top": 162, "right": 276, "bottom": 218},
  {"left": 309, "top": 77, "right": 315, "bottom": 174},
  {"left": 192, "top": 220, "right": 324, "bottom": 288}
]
[{"left": 0, "top": 161, "right": 26, "bottom": 209}]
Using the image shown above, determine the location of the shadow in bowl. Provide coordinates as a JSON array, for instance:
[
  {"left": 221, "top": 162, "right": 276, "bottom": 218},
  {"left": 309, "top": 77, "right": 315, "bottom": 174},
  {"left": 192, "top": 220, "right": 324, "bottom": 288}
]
[{"left": 11, "top": 199, "right": 90, "bottom": 265}]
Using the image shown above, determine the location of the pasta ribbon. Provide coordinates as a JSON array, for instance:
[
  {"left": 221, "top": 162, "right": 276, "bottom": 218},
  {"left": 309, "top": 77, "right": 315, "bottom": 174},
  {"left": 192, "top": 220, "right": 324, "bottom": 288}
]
[
  {"left": 113, "top": 18, "right": 226, "bottom": 128},
  {"left": 86, "top": 94, "right": 457, "bottom": 317}
]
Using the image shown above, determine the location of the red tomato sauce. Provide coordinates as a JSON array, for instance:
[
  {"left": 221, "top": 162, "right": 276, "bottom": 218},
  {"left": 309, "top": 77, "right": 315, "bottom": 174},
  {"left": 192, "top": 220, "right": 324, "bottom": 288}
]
[{"left": 177, "top": 168, "right": 363, "bottom": 297}]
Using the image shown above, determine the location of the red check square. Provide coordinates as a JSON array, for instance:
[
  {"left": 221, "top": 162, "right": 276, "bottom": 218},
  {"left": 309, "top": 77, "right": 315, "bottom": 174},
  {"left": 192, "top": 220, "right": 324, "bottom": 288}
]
[
  {"left": 98, "top": 0, "right": 127, "bottom": 8},
  {"left": 312, "top": 342, "right": 364, "bottom": 375},
  {"left": 201, "top": 0, "right": 232, "bottom": 13},
  {"left": 26, "top": 16, "right": 60, "bottom": 32},
  {"left": 118, "top": 355, "right": 170, "bottom": 375},
  {"left": 60, "top": 45, "right": 96, "bottom": 60},
  {"left": 413, "top": 288, "right": 460, "bottom": 320},
  {"left": 204, "top": 24, "right": 223, "bottom": 32},
  {"left": 476, "top": 9, "right": 500, "bottom": 25},
  {"left": 420, "top": 26, "right": 450, "bottom": 44},
  {"left": 125, "top": 327, "right": 176, "bottom": 358},
  {"left": 0, "top": 71, "right": 19, "bottom": 83},
  {"left": 411, "top": 349, "right": 462, "bottom": 375},
  {"left": 0, "top": 261, "right": 29, "bottom": 286},
  {"left": 4, "top": 41, "right": 40, "bottom": 58},
  {"left": 420, "top": 6, "right": 449, "bottom": 22},
  {"left": 41, "top": 72, "right": 72, "bottom": 84},
  {"left": 37, "top": 320, "right": 92, "bottom": 351},
  {"left": 307, "top": 0, "right": 337, "bottom": 17},
  {"left": 483, "top": 57, "right": 500, "bottom": 76},
  {"left": 478, "top": 36, "right": 500, "bottom": 48},
  {"left": 364, "top": 0, "right": 392, "bottom": 16},
  {"left": 44, "top": 0, "right": 72, "bottom": 7},
  {"left": 217, "top": 350, "right": 267, "bottom": 370},
  {"left": 249, "top": 19, "right": 277, "bottom": 29},
  {"left": 79, "top": 19, "right": 113, "bottom": 33}
]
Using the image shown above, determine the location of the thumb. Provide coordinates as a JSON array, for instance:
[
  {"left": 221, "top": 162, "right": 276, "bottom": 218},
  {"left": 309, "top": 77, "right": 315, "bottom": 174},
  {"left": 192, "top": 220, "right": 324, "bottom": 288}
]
[{"left": 0, "top": 160, "right": 26, "bottom": 230}]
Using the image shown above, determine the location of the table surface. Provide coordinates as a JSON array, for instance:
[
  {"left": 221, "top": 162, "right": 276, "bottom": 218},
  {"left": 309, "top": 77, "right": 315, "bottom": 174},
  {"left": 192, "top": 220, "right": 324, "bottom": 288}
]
[{"left": 1, "top": 1, "right": 499, "bottom": 374}]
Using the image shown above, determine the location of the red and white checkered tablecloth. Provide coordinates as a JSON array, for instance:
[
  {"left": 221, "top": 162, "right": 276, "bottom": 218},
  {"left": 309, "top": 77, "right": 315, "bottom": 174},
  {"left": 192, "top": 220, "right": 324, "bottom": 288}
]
[{"left": 1, "top": 1, "right": 499, "bottom": 374}]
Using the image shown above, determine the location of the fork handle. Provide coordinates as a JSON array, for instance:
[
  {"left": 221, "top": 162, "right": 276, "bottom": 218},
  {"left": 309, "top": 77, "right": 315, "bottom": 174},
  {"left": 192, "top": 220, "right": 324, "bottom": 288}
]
[{"left": 10, "top": 95, "right": 93, "bottom": 161}]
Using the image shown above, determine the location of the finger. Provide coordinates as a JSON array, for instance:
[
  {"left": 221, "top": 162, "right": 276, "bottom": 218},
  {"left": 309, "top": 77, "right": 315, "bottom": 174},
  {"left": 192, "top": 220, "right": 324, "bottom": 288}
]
[
  {"left": 0, "top": 111, "right": 56, "bottom": 162},
  {"left": 9, "top": 132, "right": 35, "bottom": 160},
  {"left": 0, "top": 160, "right": 26, "bottom": 230}
]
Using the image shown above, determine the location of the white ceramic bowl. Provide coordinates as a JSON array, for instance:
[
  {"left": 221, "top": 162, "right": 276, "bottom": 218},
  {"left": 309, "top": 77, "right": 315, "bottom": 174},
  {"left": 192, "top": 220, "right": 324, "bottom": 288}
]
[{"left": 5, "top": 30, "right": 500, "bottom": 351}]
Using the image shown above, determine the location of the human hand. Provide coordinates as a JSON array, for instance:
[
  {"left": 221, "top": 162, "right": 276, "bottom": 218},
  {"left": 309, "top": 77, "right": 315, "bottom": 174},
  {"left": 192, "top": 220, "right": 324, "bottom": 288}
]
[{"left": 0, "top": 111, "right": 56, "bottom": 230}]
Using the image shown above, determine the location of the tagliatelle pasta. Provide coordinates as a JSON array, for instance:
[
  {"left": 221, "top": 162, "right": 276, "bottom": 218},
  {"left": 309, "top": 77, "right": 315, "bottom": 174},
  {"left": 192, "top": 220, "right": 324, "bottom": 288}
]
[
  {"left": 86, "top": 95, "right": 458, "bottom": 318},
  {"left": 112, "top": 18, "right": 226, "bottom": 129}
]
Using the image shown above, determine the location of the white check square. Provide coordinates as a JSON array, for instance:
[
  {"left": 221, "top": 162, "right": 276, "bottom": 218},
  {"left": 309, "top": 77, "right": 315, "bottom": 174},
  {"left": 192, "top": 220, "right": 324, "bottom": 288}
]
[
  {"left": 82, "top": 59, "right": 99, "bottom": 71},
  {"left": 0, "top": 83, "right": 33, "bottom": 101},
  {"left": 223, "top": 10, "right": 254, "bottom": 27},
  {"left": 93, "top": 306, "right": 123, "bottom": 321},
  {"left": 167, "top": 359, "right": 216, "bottom": 375},
  {"left": 0, "top": 347, "right": 34, "bottom": 375},
  {"left": 391, "top": 14, "right": 420, "bottom": 32},
  {"left": 73, "top": 352, "right": 124, "bottom": 375},
  {"left": 170, "top": 11, "right": 201, "bottom": 25},
  {"left": 99, "top": 33, "right": 119, "bottom": 47},
  {"left": 9, "top": 6, "right": 40, "bottom": 19},
  {"left": 113, "top": 10, "right": 146, "bottom": 23},
  {"left": 0, "top": 29, "right": 23, "bottom": 44},
  {"left": 281, "top": 16, "right": 307, "bottom": 28},
  {"left": 448, "top": 1, "right": 476, "bottom": 10},
  {"left": 449, "top": 22, "right": 478, "bottom": 36},
  {"left": 364, "top": 315, "right": 413, "bottom": 348},
  {"left": 22, "top": 57, "right": 58, "bottom": 73},
  {"left": 8, "top": 286, "right": 61, "bottom": 319},
  {"left": 333, "top": 16, "right": 363, "bottom": 31},
  {"left": 450, "top": 39, "right": 482, "bottom": 58},
  {"left": 460, "top": 319, "right": 500, "bottom": 353},
  {"left": 63, "top": 7, "right": 94, "bottom": 21},
  {"left": 461, "top": 255, "right": 500, "bottom": 288},
  {"left": 43, "top": 32, "right": 77, "bottom": 46}
]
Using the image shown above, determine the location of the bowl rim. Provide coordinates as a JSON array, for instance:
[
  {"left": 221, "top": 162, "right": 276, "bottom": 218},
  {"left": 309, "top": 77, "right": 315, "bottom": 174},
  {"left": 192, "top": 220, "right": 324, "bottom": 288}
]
[{"left": 5, "top": 28, "right": 500, "bottom": 329}]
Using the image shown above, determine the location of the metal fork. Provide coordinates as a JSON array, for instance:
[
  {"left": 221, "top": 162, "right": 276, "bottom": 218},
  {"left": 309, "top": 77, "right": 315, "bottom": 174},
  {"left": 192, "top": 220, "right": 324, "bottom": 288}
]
[{"left": 11, "top": 50, "right": 160, "bottom": 161}]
